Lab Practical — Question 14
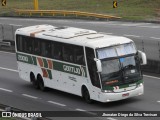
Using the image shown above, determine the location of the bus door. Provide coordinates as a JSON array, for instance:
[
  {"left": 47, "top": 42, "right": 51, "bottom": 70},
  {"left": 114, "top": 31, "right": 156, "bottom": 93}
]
[{"left": 85, "top": 47, "right": 101, "bottom": 100}]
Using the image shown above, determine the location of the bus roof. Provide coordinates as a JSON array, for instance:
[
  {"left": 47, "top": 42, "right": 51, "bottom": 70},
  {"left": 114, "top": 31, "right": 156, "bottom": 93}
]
[{"left": 16, "top": 25, "right": 133, "bottom": 49}]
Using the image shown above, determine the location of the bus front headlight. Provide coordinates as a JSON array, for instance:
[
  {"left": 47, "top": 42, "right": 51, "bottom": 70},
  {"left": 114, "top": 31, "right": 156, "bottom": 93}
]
[
  {"left": 102, "top": 90, "right": 113, "bottom": 93},
  {"left": 137, "top": 83, "right": 143, "bottom": 88}
]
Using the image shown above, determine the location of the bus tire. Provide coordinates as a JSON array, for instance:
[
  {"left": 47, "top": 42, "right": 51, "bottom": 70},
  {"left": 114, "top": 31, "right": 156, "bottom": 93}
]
[
  {"left": 30, "top": 72, "right": 39, "bottom": 89},
  {"left": 37, "top": 75, "right": 46, "bottom": 91},
  {"left": 82, "top": 86, "right": 93, "bottom": 104}
]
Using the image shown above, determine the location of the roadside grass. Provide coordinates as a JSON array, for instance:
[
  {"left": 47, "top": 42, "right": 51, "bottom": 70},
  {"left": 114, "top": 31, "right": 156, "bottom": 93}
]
[{"left": 0, "top": 0, "right": 160, "bottom": 21}]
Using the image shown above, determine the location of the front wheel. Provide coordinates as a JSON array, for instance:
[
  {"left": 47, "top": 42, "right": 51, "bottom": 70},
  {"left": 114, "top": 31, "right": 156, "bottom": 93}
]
[{"left": 82, "top": 87, "right": 93, "bottom": 103}]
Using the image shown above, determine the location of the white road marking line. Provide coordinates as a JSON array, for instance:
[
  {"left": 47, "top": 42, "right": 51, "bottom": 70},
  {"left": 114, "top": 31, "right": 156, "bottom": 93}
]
[
  {"left": 0, "top": 87, "right": 13, "bottom": 92},
  {"left": 76, "top": 108, "right": 87, "bottom": 111},
  {"left": 76, "top": 108, "right": 97, "bottom": 115},
  {"left": 0, "top": 51, "right": 16, "bottom": 55},
  {"left": 48, "top": 101, "right": 66, "bottom": 107},
  {"left": 0, "top": 66, "right": 18, "bottom": 72},
  {"left": 123, "top": 34, "right": 140, "bottom": 38},
  {"left": 106, "top": 23, "right": 118, "bottom": 26},
  {"left": 150, "top": 37, "right": 160, "bottom": 40},
  {"left": 9, "top": 24, "right": 22, "bottom": 26},
  {"left": 157, "top": 101, "right": 160, "bottom": 103},
  {"left": 139, "top": 26, "right": 160, "bottom": 28},
  {"left": 107, "top": 117, "right": 117, "bottom": 120},
  {"left": 149, "top": 26, "right": 160, "bottom": 28},
  {"left": 143, "top": 75, "right": 160, "bottom": 80},
  {"left": 121, "top": 24, "right": 136, "bottom": 26},
  {"left": 22, "top": 94, "right": 38, "bottom": 99}
]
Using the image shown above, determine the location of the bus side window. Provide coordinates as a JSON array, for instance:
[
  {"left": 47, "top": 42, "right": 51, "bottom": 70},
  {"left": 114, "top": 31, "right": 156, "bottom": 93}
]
[
  {"left": 53, "top": 43, "right": 62, "bottom": 60},
  {"left": 16, "top": 35, "right": 23, "bottom": 52},
  {"left": 24, "top": 36, "right": 34, "bottom": 54},
  {"left": 45, "top": 41, "right": 51, "bottom": 58},
  {"left": 41, "top": 41, "right": 45, "bottom": 57},
  {"left": 40, "top": 40, "right": 51, "bottom": 58},
  {"left": 74, "top": 46, "right": 85, "bottom": 65},
  {"left": 51, "top": 43, "right": 54, "bottom": 59},
  {"left": 34, "top": 38, "right": 41, "bottom": 56},
  {"left": 63, "top": 44, "right": 74, "bottom": 63},
  {"left": 85, "top": 47, "right": 101, "bottom": 88}
]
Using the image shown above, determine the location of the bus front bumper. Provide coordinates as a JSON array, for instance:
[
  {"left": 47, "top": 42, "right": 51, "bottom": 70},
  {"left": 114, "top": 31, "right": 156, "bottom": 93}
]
[{"left": 100, "top": 84, "right": 144, "bottom": 103}]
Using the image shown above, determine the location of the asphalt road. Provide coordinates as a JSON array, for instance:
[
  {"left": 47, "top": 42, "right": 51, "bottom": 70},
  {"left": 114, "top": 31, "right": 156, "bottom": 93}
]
[{"left": 0, "top": 18, "right": 160, "bottom": 120}]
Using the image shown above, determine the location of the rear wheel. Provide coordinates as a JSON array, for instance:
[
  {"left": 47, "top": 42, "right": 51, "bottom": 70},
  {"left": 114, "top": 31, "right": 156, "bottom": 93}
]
[
  {"left": 82, "top": 87, "right": 93, "bottom": 103},
  {"left": 37, "top": 75, "right": 46, "bottom": 91},
  {"left": 30, "top": 73, "right": 39, "bottom": 89}
]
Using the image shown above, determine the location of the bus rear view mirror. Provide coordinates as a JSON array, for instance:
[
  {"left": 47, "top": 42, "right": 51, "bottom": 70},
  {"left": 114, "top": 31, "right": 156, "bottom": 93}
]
[
  {"left": 94, "top": 58, "right": 102, "bottom": 72},
  {"left": 138, "top": 50, "right": 147, "bottom": 65}
]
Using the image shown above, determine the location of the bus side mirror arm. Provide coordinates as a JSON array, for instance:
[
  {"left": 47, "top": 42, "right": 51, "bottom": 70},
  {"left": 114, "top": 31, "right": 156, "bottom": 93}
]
[
  {"left": 138, "top": 50, "right": 147, "bottom": 65},
  {"left": 94, "top": 58, "right": 102, "bottom": 72}
]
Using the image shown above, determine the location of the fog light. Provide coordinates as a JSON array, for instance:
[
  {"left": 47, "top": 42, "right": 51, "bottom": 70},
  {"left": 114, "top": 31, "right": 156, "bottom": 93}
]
[{"left": 106, "top": 99, "right": 111, "bottom": 102}]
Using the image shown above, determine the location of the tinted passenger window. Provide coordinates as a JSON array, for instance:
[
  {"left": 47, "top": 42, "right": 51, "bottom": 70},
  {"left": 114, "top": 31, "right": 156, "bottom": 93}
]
[
  {"left": 16, "top": 35, "right": 23, "bottom": 52},
  {"left": 74, "top": 46, "right": 85, "bottom": 65},
  {"left": 63, "top": 44, "right": 74, "bottom": 62},
  {"left": 24, "top": 36, "right": 34, "bottom": 54},
  {"left": 53, "top": 43, "right": 62, "bottom": 60},
  {"left": 34, "top": 39, "right": 41, "bottom": 56}
]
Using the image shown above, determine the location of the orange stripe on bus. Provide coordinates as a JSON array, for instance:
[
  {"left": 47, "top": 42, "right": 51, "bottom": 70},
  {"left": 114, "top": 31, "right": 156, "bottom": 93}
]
[
  {"left": 30, "top": 30, "right": 45, "bottom": 37},
  {"left": 41, "top": 68, "right": 48, "bottom": 78},
  {"left": 37, "top": 57, "right": 44, "bottom": 67}
]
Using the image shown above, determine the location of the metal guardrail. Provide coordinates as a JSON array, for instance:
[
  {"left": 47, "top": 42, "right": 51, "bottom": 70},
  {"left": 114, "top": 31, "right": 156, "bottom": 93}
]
[
  {"left": 0, "top": 41, "right": 11, "bottom": 47},
  {"left": 14, "top": 9, "right": 121, "bottom": 19}
]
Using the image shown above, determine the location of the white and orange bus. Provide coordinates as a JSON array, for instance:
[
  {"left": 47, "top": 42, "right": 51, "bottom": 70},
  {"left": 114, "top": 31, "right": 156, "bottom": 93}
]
[{"left": 15, "top": 25, "right": 147, "bottom": 103}]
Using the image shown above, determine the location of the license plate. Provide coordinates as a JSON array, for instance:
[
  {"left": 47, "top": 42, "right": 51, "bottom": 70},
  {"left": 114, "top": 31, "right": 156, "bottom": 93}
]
[{"left": 122, "top": 93, "right": 129, "bottom": 97}]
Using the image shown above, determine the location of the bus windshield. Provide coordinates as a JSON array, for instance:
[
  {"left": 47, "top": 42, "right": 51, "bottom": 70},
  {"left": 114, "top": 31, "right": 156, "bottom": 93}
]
[
  {"left": 97, "top": 43, "right": 142, "bottom": 89},
  {"left": 100, "top": 55, "right": 142, "bottom": 88},
  {"left": 97, "top": 43, "right": 136, "bottom": 59}
]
